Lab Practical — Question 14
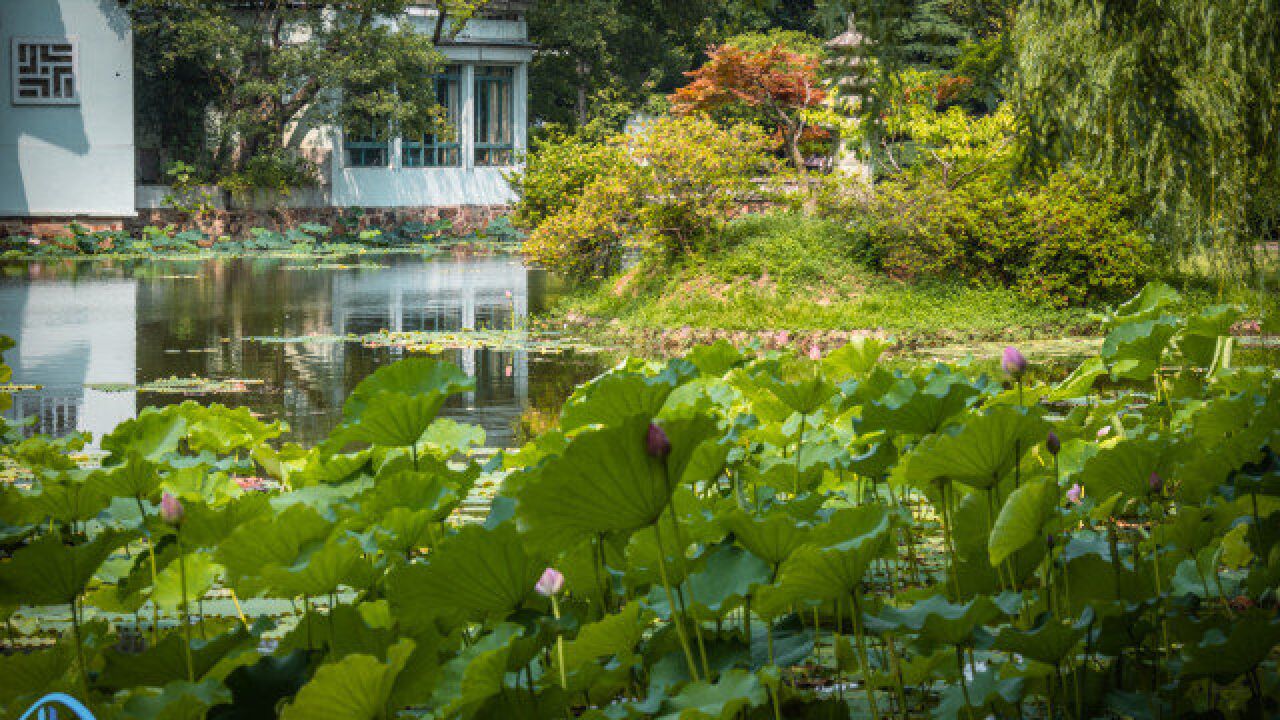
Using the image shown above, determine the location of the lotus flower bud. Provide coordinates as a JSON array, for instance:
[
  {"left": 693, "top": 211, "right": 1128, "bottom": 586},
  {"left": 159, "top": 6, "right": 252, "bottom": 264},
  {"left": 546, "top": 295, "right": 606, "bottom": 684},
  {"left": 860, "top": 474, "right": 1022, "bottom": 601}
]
[
  {"left": 1097, "top": 425, "right": 1111, "bottom": 439},
  {"left": 1046, "top": 431, "right": 1061, "bottom": 456},
  {"left": 1148, "top": 471, "right": 1163, "bottom": 494},
  {"left": 808, "top": 344, "right": 822, "bottom": 361},
  {"left": 1046, "top": 533, "right": 1056, "bottom": 549},
  {"left": 160, "top": 492, "right": 184, "bottom": 527},
  {"left": 646, "top": 422, "right": 671, "bottom": 459},
  {"left": 1065, "top": 483, "right": 1083, "bottom": 505},
  {"left": 1001, "top": 346, "right": 1027, "bottom": 378},
  {"left": 535, "top": 568, "right": 564, "bottom": 597}
]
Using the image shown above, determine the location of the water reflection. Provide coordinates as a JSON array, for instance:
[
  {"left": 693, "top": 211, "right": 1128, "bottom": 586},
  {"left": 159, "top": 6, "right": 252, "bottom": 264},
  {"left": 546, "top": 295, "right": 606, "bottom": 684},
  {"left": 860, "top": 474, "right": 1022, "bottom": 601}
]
[{"left": 0, "top": 255, "right": 601, "bottom": 447}]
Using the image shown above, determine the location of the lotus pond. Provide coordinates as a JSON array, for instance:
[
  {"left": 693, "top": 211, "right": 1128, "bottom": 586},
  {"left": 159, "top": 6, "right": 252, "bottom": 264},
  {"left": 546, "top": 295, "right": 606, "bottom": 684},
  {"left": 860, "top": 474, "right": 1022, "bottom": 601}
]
[{"left": 0, "top": 281, "right": 1278, "bottom": 719}]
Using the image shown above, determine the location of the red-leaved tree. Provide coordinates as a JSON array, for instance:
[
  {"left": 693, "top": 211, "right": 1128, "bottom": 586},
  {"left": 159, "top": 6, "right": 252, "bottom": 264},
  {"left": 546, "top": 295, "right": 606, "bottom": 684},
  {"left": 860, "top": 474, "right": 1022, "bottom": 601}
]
[{"left": 671, "top": 45, "right": 827, "bottom": 172}]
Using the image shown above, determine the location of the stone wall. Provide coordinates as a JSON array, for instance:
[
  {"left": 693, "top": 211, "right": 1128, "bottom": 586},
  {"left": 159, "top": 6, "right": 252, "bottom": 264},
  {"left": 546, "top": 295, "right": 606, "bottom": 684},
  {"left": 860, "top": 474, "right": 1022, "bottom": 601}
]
[{"left": 2, "top": 205, "right": 513, "bottom": 240}]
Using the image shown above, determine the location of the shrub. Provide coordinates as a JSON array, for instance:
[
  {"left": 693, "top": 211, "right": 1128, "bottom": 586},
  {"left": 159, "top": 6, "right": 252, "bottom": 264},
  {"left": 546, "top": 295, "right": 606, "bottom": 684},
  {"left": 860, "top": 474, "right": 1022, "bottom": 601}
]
[
  {"left": 509, "top": 130, "right": 628, "bottom": 230},
  {"left": 868, "top": 170, "right": 1152, "bottom": 306},
  {"left": 523, "top": 116, "right": 772, "bottom": 278}
]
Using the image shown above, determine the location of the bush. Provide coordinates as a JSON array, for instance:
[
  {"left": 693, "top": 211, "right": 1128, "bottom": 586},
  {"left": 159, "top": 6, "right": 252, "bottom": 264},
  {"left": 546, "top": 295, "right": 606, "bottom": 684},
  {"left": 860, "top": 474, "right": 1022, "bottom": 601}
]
[
  {"left": 522, "top": 116, "right": 772, "bottom": 278},
  {"left": 509, "top": 130, "right": 628, "bottom": 230},
  {"left": 867, "top": 170, "right": 1152, "bottom": 306},
  {"left": 715, "top": 212, "right": 860, "bottom": 285}
]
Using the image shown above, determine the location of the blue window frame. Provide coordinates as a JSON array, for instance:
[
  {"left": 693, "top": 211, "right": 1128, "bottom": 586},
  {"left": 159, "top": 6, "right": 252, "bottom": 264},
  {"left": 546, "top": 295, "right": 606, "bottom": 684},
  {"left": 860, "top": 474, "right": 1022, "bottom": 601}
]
[
  {"left": 474, "top": 66, "right": 514, "bottom": 166},
  {"left": 344, "top": 125, "right": 389, "bottom": 168},
  {"left": 403, "top": 66, "right": 461, "bottom": 168}
]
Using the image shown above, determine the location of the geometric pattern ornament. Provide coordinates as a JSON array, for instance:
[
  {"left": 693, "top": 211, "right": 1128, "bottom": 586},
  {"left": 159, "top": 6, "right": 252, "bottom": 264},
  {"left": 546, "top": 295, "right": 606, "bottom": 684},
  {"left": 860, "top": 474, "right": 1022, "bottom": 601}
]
[{"left": 12, "top": 37, "right": 79, "bottom": 105}]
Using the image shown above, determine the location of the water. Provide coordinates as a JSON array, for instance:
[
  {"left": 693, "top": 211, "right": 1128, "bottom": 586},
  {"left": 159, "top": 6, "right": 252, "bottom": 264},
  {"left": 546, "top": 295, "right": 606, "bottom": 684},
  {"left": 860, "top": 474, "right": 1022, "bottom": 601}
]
[{"left": 0, "top": 254, "right": 605, "bottom": 448}]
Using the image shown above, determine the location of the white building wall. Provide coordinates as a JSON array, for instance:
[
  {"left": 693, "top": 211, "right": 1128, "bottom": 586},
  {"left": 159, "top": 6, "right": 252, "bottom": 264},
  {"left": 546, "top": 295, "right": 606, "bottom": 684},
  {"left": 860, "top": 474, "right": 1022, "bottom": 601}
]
[{"left": 0, "top": 0, "right": 134, "bottom": 217}]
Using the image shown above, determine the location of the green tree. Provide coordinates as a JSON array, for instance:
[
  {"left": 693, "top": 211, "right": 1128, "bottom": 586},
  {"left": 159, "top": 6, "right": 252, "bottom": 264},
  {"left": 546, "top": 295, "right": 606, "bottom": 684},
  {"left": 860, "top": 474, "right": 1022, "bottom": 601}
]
[
  {"left": 131, "top": 0, "right": 486, "bottom": 187},
  {"left": 1014, "top": 0, "right": 1280, "bottom": 269}
]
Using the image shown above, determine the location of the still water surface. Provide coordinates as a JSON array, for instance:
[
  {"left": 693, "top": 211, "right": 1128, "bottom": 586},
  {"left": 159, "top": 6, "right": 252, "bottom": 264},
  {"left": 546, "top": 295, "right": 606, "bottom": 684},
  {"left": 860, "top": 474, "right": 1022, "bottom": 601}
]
[{"left": 0, "top": 254, "right": 604, "bottom": 448}]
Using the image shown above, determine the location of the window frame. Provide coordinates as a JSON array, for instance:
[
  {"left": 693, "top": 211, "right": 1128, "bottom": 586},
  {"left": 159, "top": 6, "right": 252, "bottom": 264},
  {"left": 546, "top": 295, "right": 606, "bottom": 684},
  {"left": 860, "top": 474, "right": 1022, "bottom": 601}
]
[
  {"left": 474, "top": 65, "right": 515, "bottom": 167},
  {"left": 402, "top": 65, "right": 463, "bottom": 168}
]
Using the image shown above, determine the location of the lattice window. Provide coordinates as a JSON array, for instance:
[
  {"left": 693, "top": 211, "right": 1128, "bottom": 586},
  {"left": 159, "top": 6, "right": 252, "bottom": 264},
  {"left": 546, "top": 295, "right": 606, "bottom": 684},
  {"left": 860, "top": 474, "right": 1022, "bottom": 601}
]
[{"left": 11, "top": 37, "right": 79, "bottom": 105}]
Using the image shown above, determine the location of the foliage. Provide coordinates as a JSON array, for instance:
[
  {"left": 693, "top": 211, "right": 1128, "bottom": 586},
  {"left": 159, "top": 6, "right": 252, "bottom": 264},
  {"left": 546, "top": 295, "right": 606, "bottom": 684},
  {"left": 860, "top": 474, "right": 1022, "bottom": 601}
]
[
  {"left": 521, "top": 116, "right": 773, "bottom": 278},
  {"left": 508, "top": 130, "right": 629, "bottom": 231},
  {"left": 130, "top": 0, "right": 463, "bottom": 187},
  {"left": 1013, "top": 0, "right": 1280, "bottom": 266},
  {"left": 671, "top": 43, "right": 829, "bottom": 170},
  {"left": 1, "top": 282, "right": 1278, "bottom": 718}
]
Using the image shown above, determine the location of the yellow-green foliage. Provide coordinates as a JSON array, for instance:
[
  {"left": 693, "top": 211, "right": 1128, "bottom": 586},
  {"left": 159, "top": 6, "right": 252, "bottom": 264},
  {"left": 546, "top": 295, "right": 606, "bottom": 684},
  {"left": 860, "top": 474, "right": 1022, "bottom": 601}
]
[{"left": 520, "top": 116, "right": 772, "bottom": 279}]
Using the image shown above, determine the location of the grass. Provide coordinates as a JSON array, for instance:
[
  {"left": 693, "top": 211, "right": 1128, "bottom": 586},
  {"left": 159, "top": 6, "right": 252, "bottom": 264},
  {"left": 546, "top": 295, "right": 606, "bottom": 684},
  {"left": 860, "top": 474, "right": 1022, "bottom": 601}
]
[{"left": 556, "top": 211, "right": 1279, "bottom": 353}]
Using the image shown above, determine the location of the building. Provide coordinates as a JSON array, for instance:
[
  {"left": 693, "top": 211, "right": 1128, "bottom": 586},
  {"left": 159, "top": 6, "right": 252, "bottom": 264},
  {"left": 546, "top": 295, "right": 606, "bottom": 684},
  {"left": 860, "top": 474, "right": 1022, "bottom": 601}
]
[{"left": 1, "top": 0, "right": 533, "bottom": 238}]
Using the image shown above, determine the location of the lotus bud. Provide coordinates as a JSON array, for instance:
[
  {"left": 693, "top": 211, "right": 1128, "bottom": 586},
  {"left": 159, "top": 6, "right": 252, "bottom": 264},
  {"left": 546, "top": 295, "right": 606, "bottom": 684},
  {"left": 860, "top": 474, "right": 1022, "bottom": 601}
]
[
  {"left": 535, "top": 568, "right": 564, "bottom": 597},
  {"left": 1001, "top": 346, "right": 1027, "bottom": 378},
  {"left": 808, "top": 344, "right": 822, "bottom": 361},
  {"left": 1148, "top": 471, "right": 1163, "bottom": 494},
  {"left": 646, "top": 422, "right": 671, "bottom": 459},
  {"left": 160, "top": 492, "right": 184, "bottom": 527},
  {"left": 1046, "top": 533, "right": 1056, "bottom": 550},
  {"left": 1097, "top": 425, "right": 1111, "bottom": 439},
  {"left": 1065, "top": 483, "right": 1083, "bottom": 505},
  {"left": 1046, "top": 431, "right": 1061, "bottom": 456}
]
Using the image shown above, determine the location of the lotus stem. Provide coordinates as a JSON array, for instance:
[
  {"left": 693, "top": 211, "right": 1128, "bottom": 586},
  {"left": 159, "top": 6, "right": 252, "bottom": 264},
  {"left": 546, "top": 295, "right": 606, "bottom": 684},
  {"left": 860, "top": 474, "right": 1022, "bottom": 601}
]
[
  {"left": 939, "top": 481, "right": 961, "bottom": 600},
  {"left": 229, "top": 587, "right": 249, "bottom": 630},
  {"left": 667, "top": 507, "right": 711, "bottom": 679},
  {"left": 178, "top": 546, "right": 195, "bottom": 682},
  {"left": 794, "top": 413, "right": 806, "bottom": 496},
  {"left": 136, "top": 496, "right": 161, "bottom": 646},
  {"left": 70, "top": 596, "right": 91, "bottom": 702},
  {"left": 653, "top": 520, "right": 701, "bottom": 682},
  {"left": 956, "top": 647, "right": 977, "bottom": 720},
  {"left": 550, "top": 594, "right": 568, "bottom": 690},
  {"left": 850, "top": 589, "right": 882, "bottom": 720}
]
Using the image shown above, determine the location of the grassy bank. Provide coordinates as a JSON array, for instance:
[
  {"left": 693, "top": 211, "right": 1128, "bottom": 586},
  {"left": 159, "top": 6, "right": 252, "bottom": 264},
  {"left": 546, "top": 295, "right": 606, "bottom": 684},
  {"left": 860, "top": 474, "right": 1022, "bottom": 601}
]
[{"left": 555, "top": 212, "right": 1279, "bottom": 354}]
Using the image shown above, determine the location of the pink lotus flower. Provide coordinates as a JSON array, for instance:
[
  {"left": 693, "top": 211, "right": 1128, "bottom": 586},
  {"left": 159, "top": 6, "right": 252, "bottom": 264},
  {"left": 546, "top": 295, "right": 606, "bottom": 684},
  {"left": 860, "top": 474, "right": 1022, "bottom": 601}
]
[
  {"left": 808, "top": 344, "right": 822, "bottom": 361},
  {"left": 1097, "top": 425, "right": 1112, "bottom": 439},
  {"left": 776, "top": 330, "right": 791, "bottom": 347},
  {"left": 535, "top": 568, "right": 564, "bottom": 597},
  {"left": 160, "top": 492, "right": 184, "bottom": 526},
  {"left": 646, "top": 422, "right": 671, "bottom": 459},
  {"left": 1001, "top": 346, "right": 1027, "bottom": 377},
  {"left": 1066, "top": 483, "right": 1083, "bottom": 505}
]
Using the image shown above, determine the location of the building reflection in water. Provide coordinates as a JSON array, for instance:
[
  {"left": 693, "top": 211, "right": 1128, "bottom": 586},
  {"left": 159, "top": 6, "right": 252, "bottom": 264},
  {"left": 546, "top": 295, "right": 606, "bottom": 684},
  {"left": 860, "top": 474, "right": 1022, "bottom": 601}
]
[{"left": 1, "top": 255, "right": 591, "bottom": 449}]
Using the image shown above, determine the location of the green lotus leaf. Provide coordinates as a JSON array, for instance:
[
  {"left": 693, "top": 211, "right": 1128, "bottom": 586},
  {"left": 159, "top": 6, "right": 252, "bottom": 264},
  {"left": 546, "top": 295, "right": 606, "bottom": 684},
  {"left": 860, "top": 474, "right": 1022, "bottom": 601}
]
[
  {"left": 31, "top": 471, "right": 111, "bottom": 524},
  {"left": 363, "top": 467, "right": 464, "bottom": 520},
  {"left": 99, "top": 625, "right": 254, "bottom": 689},
  {"left": 1179, "top": 610, "right": 1280, "bottom": 681},
  {"left": 860, "top": 374, "right": 977, "bottom": 437},
  {"left": 1100, "top": 315, "right": 1180, "bottom": 381},
  {"left": 429, "top": 623, "right": 521, "bottom": 717},
  {"left": 150, "top": 550, "right": 221, "bottom": 611},
  {"left": 367, "top": 507, "right": 436, "bottom": 557},
  {"left": 1179, "top": 303, "right": 1242, "bottom": 368},
  {"left": 686, "top": 340, "right": 746, "bottom": 376},
  {"left": 95, "top": 453, "right": 164, "bottom": 501},
  {"left": 1048, "top": 356, "right": 1107, "bottom": 402},
  {"left": 761, "top": 367, "right": 834, "bottom": 416},
  {"left": 660, "top": 413, "right": 730, "bottom": 487},
  {"left": 994, "top": 611, "right": 1088, "bottom": 666},
  {"left": 821, "top": 337, "right": 889, "bottom": 381},
  {"left": 260, "top": 535, "right": 376, "bottom": 598},
  {"left": 560, "top": 366, "right": 681, "bottom": 432},
  {"left": 656, "top": 667, "right": 768, "bottom": 720},
  {"left": 559, "top": 601, "right": 652, "bottom": 673},
  {"left": 0, "top": 528, "right": 134, "bottom": 605},
  {"left": 102, "top": 408, "right": 188, "bottom": 463},
  {"left": 647, "top": 542, "right": 771, "bottom": 618},
  {"left": 207, "top": 650, "right": 312, "bottom": 720},
  {"left": 774, "top": 506, "right": 892, "bottom": 601},
  {"left": 1076, "top": 435, "right": 1169, "bottom": 502},
  {"left": 421, "top": 417, "right": 486, "bottom": 457},
  {"left": 216, "top": 504, "right": 334, "bottom": 596},
  {"left": 719, "top": 508, "right": 811, "bottom": 567},
  {"left": 988, "top": 478, "right": 1059, "bottom": 566},
  {"left": 342, "top": 392, "right": 449, "bottom": 449},
  {"left": 178, "top": 493, "right": 273, "bottom": 549},
  {"left": 289, "top": 449, "right": 373, "bottom": 488},
  {"left": 1107, "top": 281, "right": 1180, "bottom": 326},
  {"left": 280, "top": 638, "right": 416, "bottom": 720},
  {"left": 931, "top": 668, "right": 1023, "bottom": 720},
  {"left": 0, "top": 641, "right": 75, "bottom": 710},
  {"left": 252, "top": 442, "right": 309, "bottom": 486},
  {"left": 866, "top": 594, "right": 1000, "bottom": 649},
  {"left": 387, "top": 523, "right": 541, "bottom": 623},
  {"left": 181, "top": 402, "right": 285, "bottom": 455},
  {"left": 517, "top": 415, "right": 674, "bottom": 549},
  {"left": 902, "top": 405, "right": 1050, "bottom": 490},
  {"left": 117, "top": 677, "right": 232, "bottom": 720},
  {"left": 343, "top": 357, "right": 473, "bottom": 420}
]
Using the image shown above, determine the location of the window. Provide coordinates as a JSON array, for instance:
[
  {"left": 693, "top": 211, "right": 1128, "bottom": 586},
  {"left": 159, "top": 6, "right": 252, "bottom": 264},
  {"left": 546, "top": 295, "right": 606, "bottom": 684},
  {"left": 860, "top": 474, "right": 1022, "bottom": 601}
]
[
  {"left": 475, "top": 66, "right": 514, "bottom": 166},
  {"left": 403, "top": 66, "right": 461, "bottom": 168},
  {"left": 11, "top": 37, "right": 79, "bottom": 106},
  {"left": 344, "top": 124, "right": 389, "bottom": 168}
]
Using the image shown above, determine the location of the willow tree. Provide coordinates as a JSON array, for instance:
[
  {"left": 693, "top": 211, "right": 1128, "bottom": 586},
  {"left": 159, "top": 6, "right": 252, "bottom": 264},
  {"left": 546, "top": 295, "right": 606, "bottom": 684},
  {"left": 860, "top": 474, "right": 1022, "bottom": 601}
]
[{"left": 1013, "top": 0, "right": 1280, "bottom": 273}]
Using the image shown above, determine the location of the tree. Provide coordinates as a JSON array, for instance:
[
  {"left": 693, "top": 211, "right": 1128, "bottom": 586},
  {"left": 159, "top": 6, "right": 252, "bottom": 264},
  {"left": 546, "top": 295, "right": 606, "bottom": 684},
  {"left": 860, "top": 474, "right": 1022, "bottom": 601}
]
[
  {"left": 131, "top": 1, "right": 487, "bottom": 187},
  {"left": 1014, "top": 0, "right": 1280, "bottom": 269},
  {"left": 670, "top": 44, "right": 827, "bottom": 171}
]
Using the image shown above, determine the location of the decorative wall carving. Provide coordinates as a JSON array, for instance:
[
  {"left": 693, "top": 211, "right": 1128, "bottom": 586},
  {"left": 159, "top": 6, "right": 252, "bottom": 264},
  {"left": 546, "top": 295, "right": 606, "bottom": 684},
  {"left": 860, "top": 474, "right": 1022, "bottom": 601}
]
[{"left": 11, "top": 36, "right": 79, "bottom": 105}]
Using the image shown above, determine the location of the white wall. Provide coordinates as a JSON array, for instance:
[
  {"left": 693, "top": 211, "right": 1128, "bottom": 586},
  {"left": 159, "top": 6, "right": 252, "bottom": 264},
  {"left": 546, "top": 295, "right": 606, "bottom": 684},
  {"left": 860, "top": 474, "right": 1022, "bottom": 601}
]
[{"left": 0, "top": 0, "right": 134, "bottom": 217}]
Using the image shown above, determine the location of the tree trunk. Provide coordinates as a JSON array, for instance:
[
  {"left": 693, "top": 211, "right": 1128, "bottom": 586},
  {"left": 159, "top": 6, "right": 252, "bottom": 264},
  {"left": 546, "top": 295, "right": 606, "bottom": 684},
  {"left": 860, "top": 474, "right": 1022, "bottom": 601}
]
[{"left": 576, "top": 59, "right": 590, "bottom": 127}]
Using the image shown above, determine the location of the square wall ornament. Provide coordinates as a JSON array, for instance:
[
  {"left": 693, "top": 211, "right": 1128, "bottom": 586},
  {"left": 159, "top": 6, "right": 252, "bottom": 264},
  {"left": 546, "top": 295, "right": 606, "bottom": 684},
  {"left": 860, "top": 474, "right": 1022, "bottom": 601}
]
[{"left": 12, "top": 36, "right": 79, "bottom": 106}]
